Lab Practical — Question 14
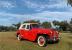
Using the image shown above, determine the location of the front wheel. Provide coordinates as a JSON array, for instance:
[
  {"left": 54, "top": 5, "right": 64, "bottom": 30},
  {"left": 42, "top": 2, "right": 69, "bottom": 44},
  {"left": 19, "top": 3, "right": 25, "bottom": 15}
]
[{"left": 37, "top": 36, "right": 47, "bottom": 47}]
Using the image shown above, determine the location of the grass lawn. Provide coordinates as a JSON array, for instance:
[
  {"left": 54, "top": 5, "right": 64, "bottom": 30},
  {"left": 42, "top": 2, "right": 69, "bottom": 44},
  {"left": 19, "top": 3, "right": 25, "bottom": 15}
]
[{"left": 0, "top": 32, "right": 72, "bottom": 50}]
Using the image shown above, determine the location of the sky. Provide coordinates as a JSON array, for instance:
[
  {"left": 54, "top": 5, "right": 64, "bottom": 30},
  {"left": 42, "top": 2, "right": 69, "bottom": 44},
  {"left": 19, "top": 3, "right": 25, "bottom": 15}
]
[{"left": 0, "top": 0, "right": 72, "bottom": 26}]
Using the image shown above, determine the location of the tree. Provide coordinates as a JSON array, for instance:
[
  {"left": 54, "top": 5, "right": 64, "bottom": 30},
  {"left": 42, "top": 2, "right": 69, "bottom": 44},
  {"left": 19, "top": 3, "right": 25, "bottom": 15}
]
[
  {"left": 42, "top": 22, "right": 51, "bottom": 28},
  {"left": 67, "top": 0, "right": 72, "bottom": 6},
  {"left": 52, "top": 20, "right": 60, "bottom": 31},
  {"left": 69, "top": 18, "right": 72, "bottom": 32},
  {"left": 23, "top": 20, "right": 40, "bottom": 23},
  {"left": 70, "top": 18, "right": 72, "bottom": 24},
  {"left": 53, "top": 20, "right": 60, "bottom": 26},
  {"left": 12, "top": 22, "right": 21, "bottom": 29},
  {"left": 59, "top": 21, "right": 69, "bottom": 31}
]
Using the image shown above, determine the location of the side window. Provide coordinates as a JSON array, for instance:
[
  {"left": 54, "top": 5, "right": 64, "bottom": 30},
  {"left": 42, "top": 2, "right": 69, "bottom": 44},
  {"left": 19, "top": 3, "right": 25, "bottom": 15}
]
[
  {"left": 26, "top": 25, "right": 30, "bottom": 29},
  {"left": 30, "top": 25, "right": 32, "bottom": 29},
  {"left": 22, "top": 25, "right": 26, "bottom": 29}
]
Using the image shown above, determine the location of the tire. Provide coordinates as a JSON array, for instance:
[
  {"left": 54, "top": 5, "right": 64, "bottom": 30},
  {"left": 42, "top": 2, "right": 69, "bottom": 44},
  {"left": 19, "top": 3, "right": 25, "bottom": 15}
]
[
  {"left": 37, "top": 35, "right": 47, "bottom": 47},
  {"left": 55, "top": 40, "right": 59, "bottom": 43},
  {"left": 17, "top": 34, "right": 22, "bottom": 41}
]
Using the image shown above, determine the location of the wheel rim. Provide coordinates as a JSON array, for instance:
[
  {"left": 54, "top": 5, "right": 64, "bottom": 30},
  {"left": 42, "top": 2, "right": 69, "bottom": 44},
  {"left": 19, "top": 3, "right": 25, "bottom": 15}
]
[{"left": 38, "top": 36, "right": 45, "bottom": 46}]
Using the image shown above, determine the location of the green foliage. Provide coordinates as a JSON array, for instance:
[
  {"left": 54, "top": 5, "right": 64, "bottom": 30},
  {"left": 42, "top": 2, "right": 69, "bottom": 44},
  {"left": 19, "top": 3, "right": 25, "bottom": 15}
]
[
  {"left": 42, "top": 22, "right": 51, "bottom": 28},
  {"left": 69, "top": 25, "right": 72, "bottom": 32},
  {"left": 12, "top": 22, "right": 21, "bottom": 29},
  {"left": 59, "top": 21, "right": 69, "bottom": 31},
  {"left": 53, "top": 20, "right": 60, "bottom": 25},
  {"left": 70, "top": 18, "right": 72, "bottom": 24},
  {"left": 0, "top": 26, "right": 16, "bottom": 32},
  {"left": 68, "top": 0, "right": 72, "bottom": 6},
  {"left": 23, "top": 20, "right": 40, "bottom": 23},
  {"left": 53, "top": 20, "right": 71, "bottom": 32},
  {"left": 69, "top": 19, "right": 72, "bottom": 32},
  {"left": 0, "top": 18, "right": 72, "bottom": 32}
]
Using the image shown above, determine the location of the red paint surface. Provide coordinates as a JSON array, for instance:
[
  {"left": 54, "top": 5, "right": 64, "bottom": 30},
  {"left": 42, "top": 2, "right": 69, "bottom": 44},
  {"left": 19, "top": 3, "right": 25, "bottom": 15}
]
[{"left": 17, "top": 28, "right": 59, "bottom": 41}]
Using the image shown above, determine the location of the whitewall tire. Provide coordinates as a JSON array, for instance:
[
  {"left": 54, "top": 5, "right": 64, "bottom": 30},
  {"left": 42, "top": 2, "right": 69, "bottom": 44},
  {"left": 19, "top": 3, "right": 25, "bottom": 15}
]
[
  {"left": 37, "top": 36, "right": 47, "bottom": 47},
  {"left": 17, "top": 34, "right": 22, "bottom": 41}
]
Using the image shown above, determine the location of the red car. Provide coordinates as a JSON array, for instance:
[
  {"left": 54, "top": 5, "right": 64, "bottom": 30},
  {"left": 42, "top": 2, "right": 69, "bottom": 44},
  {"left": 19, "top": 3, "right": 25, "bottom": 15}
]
[{"left": 16, "top": 23, "right": 60, "bottom": 47}]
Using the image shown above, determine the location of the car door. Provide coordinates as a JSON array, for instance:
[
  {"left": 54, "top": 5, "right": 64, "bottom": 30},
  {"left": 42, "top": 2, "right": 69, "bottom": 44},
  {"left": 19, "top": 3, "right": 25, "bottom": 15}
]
[
  {"left": 24, "top": 24, "right": 36, "bottom": 41},
  {"left": 19, "top": 24, "right": 27, "bottom": 39},
  {"left": 24, "top": 24, "right": 31, "bottom": 39},
  {"left": 20, "top": 24, "right": 31, "bottom": 39}
]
